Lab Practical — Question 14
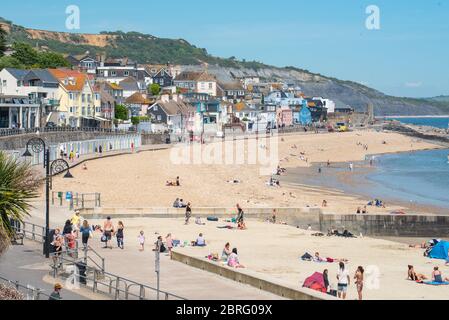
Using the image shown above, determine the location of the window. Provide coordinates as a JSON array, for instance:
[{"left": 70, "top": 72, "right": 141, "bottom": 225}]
[
  {"left": 69, "top": 107, "right": 73, "bottom": 113},
  {"left": 69, "top": 93, "right": 74, "bottom": 100},
  {"left": 87, "top": 94, "right": 91, "bottom": 102},
  {"left": 87, "top": 107, "right": 91, "bottom": 115},
  {"left": 111, "top": 71, "right": 117, "bottom": 76},
  {"left": 153, "top": 105, "right": 158, "bottom": 111},
  {"left": 82, "top": 107, "right": 86, "bottom": 115},
  {"left": 209, "top": 82, "right": 213, "bottom": 90},
  {"left": 96, "top": 107, "right": 101, "bottom": 113},
  {"left": 2, "top": 80, "right": 5, "bottom": 86},
  {"left": 157, "top": 115, "right": 162, "bottom": 121},
  {"left": 82, "top": 94, "right": 86, "bottom": 103},
  {"left": 124, "top": 71, "right": 129, "bottom": 76},
  {"left": 160, "top": 79, "right": 164, "bottom": 86}
]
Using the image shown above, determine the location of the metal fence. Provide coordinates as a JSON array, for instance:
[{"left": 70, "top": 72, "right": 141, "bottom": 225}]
[
  {"left": 12, "top": 221, "right": 184, "bottom": 300},
  {"left": 52, "top": 192, "right": 101, "bottom": 209},
  {"left": 50, "top": 255, "right": 185, "bottom": 300},
  {"left": 0, "top": 127, "right": 135, "bottom": 137},
  {"left": 0, "top": 276, "right": 52, "bottom": 300}
]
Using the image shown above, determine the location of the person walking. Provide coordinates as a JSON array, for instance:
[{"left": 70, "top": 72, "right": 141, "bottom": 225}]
[
  {"left": 185, "top": 202, "right": 192, "bottom": 225},
  {"left": 103, "top": 217, "right": 114, "bottom": 249},
  {"left": 116, "top": 221, "right": 124, "bottom": 249},
  {"left": 337, "top": 262, "right": 350, "bottom": 300},
  {"left": 49, "top": 283, "right": 63, "bottom": 300},
  {"left": 354, "top": 266, "right": 364, "bottom": 300},
  {"left": 166, "top": 233, "right": 173, "bottom": 257},
  {"left": 79, "top": 220, "right": 92, "bottom": 248}
]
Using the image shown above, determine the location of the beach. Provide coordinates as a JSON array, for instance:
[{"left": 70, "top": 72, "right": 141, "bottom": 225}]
[
  {"left": 81, "top": 216, "right": 449, "bottom": 300},
  {"left": 49, "top": 130, "right": 441, "bottom": 215}
]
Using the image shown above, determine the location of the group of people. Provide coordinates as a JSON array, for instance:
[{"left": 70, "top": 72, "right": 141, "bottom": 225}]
[
  {"left": 173, "top": 198, "right": 188, "bottom": 208},
  {"left": 356, "top": 206, "right": 368, "bottom": 214},
  {"left": 315, "top": 263, "right": 364, "bottom": 300},
  {"left": 166, "top": 177, "right": 181, "bottom": 187},
  {"left": 221, "top": 242, "right": 245, "bottom": 268},
  {"left": 407, "top": 265, "right": 449, "bottom": 284}
]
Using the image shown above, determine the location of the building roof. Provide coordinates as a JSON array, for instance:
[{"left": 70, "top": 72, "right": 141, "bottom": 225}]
[
  {"left": 119, "top": 77, "right": 140, "bottom": 91},
  {"left": 175, "top": 71, "right": 216, "bottom": 82},
  {"left": 152, "top": 99, "right": 195, "bottom": 116},
  {"left": 125, "top": 92, "right": 153, "bottom": 105},
  {"left": 218, "top": 81, "right": 244, "bottom": 90},
  {"left": 48, "top": 69, "right": 88, "bottom": 92},
  {"left": 4, "top": 68, "right": 29, "bottom": 80},
  {"left": 26, "top": 69, "right": 59, "bottom": 84}
]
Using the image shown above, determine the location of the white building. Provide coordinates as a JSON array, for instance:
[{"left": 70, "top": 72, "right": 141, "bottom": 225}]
[{"left": 312, "top": 97, "right": 336, "bottom": 113}]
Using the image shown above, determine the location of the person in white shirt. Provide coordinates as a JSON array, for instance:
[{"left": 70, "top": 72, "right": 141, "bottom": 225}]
[
  {"left": 337, "top": 262, "right": 350, "bottom": 299},
  {"left": 195, "top": 233, "right": 206, "bottom": 247}
]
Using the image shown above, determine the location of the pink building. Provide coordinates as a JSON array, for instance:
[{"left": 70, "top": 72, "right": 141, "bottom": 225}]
[{"left": 276, "top": 107, "right": 293, "bottom": 127}]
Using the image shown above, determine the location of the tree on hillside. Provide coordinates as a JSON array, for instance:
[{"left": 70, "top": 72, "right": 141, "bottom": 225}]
[
  {"left": 38, "top": 51, "right": 70, "bottom": 68},
  {"left": 149, "top": 83, "right": 161, "bottom": 96},
  {"left": 0, "top": 56, "right": 24, "bottom": 70},
  {"left": 0, "top": 25, "right": 6, "bottom": 57},
  {"left": 114, "top": 104, "right": 129, "bottom": 121},
  {"left": 12, "top": 42, "right": 39, "bottom": 66},
  {"left": 0, "top": 151, "right": 41, "bottom": 256}
]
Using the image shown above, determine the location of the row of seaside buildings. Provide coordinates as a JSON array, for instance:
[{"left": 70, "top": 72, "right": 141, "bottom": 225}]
[{"left": 0, "top": 53, "right": 340, "bottom": 135}]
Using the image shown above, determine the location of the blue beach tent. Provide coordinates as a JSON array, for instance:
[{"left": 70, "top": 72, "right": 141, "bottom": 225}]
[{"left": 429, "top": 241, "right": 449, "bottom": 260}]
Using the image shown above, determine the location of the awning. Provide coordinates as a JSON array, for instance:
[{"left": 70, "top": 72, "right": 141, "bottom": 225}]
[{"left": 92, "top": 116, "right": 111, "bottom": 122}]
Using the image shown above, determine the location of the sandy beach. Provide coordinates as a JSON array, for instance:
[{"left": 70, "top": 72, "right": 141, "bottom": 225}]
[
  {"left": 81, "top": 216, "right": 449, "bottom": 300},
  {"left": 49, "top": 130, "right": 441, "bottom": 214}
]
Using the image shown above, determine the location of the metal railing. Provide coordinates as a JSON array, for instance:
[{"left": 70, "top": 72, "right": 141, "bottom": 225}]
[
  {"left": 0, "top": 127, "right": 135, "bottom": 137},
  {"left": 52, "top": 192, "right": 101, "bottom": 209},
  {"left": 50, "top": 255, "right": 186, "bottom": 301},
  {"left": 0, "top": 276, "right": 52, "bottom": 300}
]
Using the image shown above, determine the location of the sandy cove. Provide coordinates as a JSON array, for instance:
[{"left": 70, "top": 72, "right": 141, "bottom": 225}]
[
  {"left": 48, "top": 130, "right": 441, "bottom": 214},
  {"left": 79, "top": 217, "right": 449, "bottom": 300}
]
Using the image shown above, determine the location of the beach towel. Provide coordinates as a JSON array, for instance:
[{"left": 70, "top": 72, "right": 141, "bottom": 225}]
[
  {"left": 207, "top": 217, "right": 219, "bottom": 222},
  {"left": 422, "top": 281, "right": 449, "bottom": 286}
]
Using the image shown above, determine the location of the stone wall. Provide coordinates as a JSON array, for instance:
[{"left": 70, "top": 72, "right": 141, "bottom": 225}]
[
  {"left": 0, "top": 132, "right": 127, "bottom": 151},
  {"left": 171, "top": 251, "right": 332, "bottom": 300},
  {"left": 319, "top": 213, "right": 449, "bottom": 237},
  {"left": 80, "top": 207, "right": 449, "bottom": 237},
  {"left": 141, "top": 133, "right": 170, "bottom": 145}
]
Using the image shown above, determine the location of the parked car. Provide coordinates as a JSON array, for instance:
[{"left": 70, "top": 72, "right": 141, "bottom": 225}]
[{"left": 45, "top": 122, "right": 57, "bottom": 128}]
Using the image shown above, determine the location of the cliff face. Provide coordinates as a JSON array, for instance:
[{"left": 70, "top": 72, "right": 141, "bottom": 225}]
[{"left": 1, "top": 18, "right": 447, "bottom": 116}]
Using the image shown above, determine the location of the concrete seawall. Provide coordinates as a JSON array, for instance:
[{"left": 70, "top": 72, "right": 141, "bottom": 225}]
[
  {"left": 80, "top": 207, "right": 449, "bottom": 237},
  {"left": 0, "top": 131, "right": 128, "bottom": 150},
  {"left": 171, "top": 251, "right": 331, "bottom": 300}
]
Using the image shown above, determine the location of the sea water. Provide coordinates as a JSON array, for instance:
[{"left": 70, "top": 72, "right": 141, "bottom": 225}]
[
  {"left": 387, "top": 117, "right": 449, "bottom": 129},
  {"left": 367, "top": 149, "right": 449, "bottom": 209}
]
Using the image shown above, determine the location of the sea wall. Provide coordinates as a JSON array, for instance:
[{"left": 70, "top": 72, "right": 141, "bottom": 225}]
[
  {"left": 171, "top": 251, "right": 332, "bottom": 300},
  {"left": 319, "top": 213, "right": 449, "bottom": 237},
  {"left": 0, "top": 131, "right": 127, "bottom": 151},
  {"left": 80, "top": 207, "right": 449, "bottom": 237}
]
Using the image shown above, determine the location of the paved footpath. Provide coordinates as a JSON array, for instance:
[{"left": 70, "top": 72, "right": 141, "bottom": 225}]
[
  {"left": 0, "top": 240, "right": 87, "bottom": 300},
  {"left": 21, "top": 205, "right": 285, "bottom": 300}
]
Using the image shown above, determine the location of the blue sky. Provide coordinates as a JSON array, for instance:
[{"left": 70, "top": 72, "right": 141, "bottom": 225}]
[{"left": 1, "top": 0, "right": 448, "bottom": 98}]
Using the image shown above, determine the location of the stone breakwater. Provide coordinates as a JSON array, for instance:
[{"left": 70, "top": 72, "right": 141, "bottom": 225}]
[{"left": 383, "top": 121, "right": 449, "bottom": 145}]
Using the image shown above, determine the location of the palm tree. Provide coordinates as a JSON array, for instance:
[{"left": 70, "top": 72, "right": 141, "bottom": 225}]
[{"left": 0, "top": 151, "right": 42, "bottom": 256}]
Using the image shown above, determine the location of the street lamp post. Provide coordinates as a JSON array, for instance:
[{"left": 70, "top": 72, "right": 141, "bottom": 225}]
[{"left": 23, "top": 138, "right": 74, "bottom": 258}]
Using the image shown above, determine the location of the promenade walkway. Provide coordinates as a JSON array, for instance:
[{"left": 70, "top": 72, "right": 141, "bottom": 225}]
[{"left": 20, "top": 205, "right": 285, "bottom": 300}]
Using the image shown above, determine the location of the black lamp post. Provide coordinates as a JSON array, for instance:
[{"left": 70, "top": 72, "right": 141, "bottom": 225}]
[{"left": 22, "top": 138, "right": 73, "bottom": 258}]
